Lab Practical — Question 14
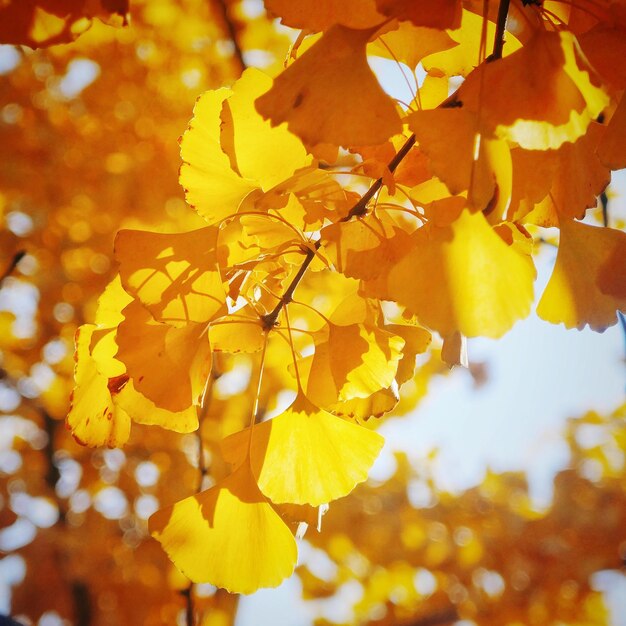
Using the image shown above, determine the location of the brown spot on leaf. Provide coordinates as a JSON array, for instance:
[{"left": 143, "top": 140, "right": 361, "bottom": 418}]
[{"left": 107, "top": 374, "right": 130, "bottom": 395}]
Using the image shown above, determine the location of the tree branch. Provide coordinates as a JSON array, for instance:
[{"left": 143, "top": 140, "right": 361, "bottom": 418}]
[
  {"left": 183, "top": 359, "right": 222, "bottom": 626},
  {"left": 491, "top": 0, "right": 512, "bottom": 60},
  {"left": 214, "top": 0, "right": 246, "bottom": 73},
  {"left": 261, "top": 133, "right": 417, "bottom": 330},
  {"left": 0, "top": 250, "right": 26, "bottom": 289},
  {"left": 600, "top": 191, "right": 609, "bottom": 227}
]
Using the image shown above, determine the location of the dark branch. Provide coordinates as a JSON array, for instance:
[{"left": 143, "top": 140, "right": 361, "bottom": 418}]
[
  {"left": 71, "top": 581, "right": 92, "bottom": 626},
  {"left": 0, "top": 250, "right": 26, "bottom": 288},
  {"left": 343, "top": 133, "right": 416, "bottom": 220},
  {"left": 261, "top": 133, "right": 417, "bottom": 330},
  {"left": 491, "top": 0, "right": 512, "bottom": 60},
  {"left": 600, "top": 191, "right": 609, "bottom": 227},
  {"left": 214, "top": 0, "right": 246, "bottom": 73}
]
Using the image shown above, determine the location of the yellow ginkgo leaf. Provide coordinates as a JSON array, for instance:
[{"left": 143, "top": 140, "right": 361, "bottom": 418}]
[
  {"left": 220, "top": 69, "right": 311, "bottom": 190},
  {"left": 459, "top": 31, "right": 609, "bottom": 150},
  {"left": 386, "top": 324, "right": 432, "bottom": 385},
  {"left": 115, "top": 302, "right": 211, "bottom": 412},
  {"left": 322, "top": 216, "right": 413, "bottom": 282},
  {"left": 384, "top": 210, "right": 536, "bottom": 338},
  {"left": 67, "top": 325, "right": 131, "bottom": 448},
  {"left": 115, "top": 227, "right": 227, "bottom": 326},
  {"left": 422, "top": 9, "right": 521, "bottom": 77},
  {"left": 223, "top": 393, "right": 384, "bottom": 506},
  {"left": 330, "top": 323, "right": 430, "bottom": 419},
  {"left": 149, "top": 462, "right": 298, "bottom": 594},
  {"left": 255, "top": 24, "right": 401, "bottom": 147},
  {"left": 537, "top": 219, "right": 626, "bottom": 331},
  {"left": 522, "top": 123, "right": 609, "bottom": 226},
  {"left": 331, "top": 386, "right": 400, "bottom": 420},
  {"left": 179, "top": 88, "right": 256, "bottom": 223},
  {"left": 115, "top": 378, "right": 199, "bottom": 433},
  {"left": 305, "top": 320, "right": 404, "bottom": 407},
  {"left": 369, "top": 22, "right": 458, "bottom": 70},
  {"left": 408, "top": 108, "right": 511, "bottom": 212},
  {"left": 210, "top": 314, "right": 266, "bottom": 354}
]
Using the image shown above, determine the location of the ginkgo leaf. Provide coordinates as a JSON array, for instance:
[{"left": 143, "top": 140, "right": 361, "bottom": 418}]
[
  {"left": 115, "top": 378, "right": 199, "bottom": 433},
  {"left": 222, "top": 393, "right": 384, "bottom": 506},
  {"left": 264, "top": 0, "right": 385, "bottom": 31},
  {"left": 115, "top": 302, "right": 211, "bottom": 412},
  {"left": 331, "top": 323, "right": 431, "bottom": 419},
  {"left": 210, "top": 314, "right": 266, "bottom": 353},
  {"left": 305, "top": 320, "right": 404, "bottom": 407},
  {"left": 331, "top": 385, "right": 400, "bottom": 420},
  {"left": 408, "top": 109, "right": 511, "bottom": 212},
  {"left": 240, "top": 214, "right": 300, "bottom": 248},
  {"left": 386, "top": 324, "right": 432, "bottom": 384},
  {"left": 507, "top": 148, "right": 559, "bottom": 222},
  {"left": 220, "top": 69, "right": 311, "bottom": 190},
  {"left": 115, "top": 227, "right": 227, "bottom": 326},
  {"left": 91, "top": 275, "right": 132, "bottom": 328},
  {"left": 322, "top": 216, "right": 413, "bottom": 282},
  {"left": 179, "top": 88, "right": 256, "bottom": 223},
  {"left": 537, "top": 219, "right": 626, "bottom": 331},
  {"left": 149, "top": 462, "right": 298, "bottom": 594},
  {"left": 579, "top": 24, "right": 626, "bottom": 90},
  {"left": 67, "top": 325, "right": 130, "bottom": 448},
  {"left": 375, "top": 0, "right": 462, "bottom": 30},
  {"left": 459, "top": 31, "right": 609, "bottom": 150},
  {"left": 383, "top": 210, "right": 536, "bottom": 338},
  {"left": 369, "top": 22, "right": 458, "bottom": 70},
  {"left": 522, "top": 123, "right": 609, "bottom": 226},
  {"left": 422, "top": 9, "right": 521, "bottom": 77},
  {"left": 255, "top": 24, "right": 401, "bottom": 147}
]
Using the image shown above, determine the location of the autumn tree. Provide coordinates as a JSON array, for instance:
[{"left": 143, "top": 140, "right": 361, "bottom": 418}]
[{"left": 0, "top": 0, "right": 625, "bottom": 625}]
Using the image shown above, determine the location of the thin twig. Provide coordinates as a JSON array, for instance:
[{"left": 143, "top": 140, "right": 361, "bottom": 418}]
[
  {"left": 600, "top": 191, "right": 609, "bottom": 227},
  {"left": 0, "top": 250, "right": 26, "bottom": 288},
  {"left": 490, "top": 0, "right": 512, "bottom": 60},
  {"left": 260, "top": 133, "right": 416, "bottom": 330},
  {"left": 183, "top": 359, "right": 221, "bottom": 626},
  {"left": 214, "top": 0, "right": 246, "bottom": 73}
]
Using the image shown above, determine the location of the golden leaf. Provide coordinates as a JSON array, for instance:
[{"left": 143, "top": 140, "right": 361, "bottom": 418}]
[
  {"left": 537, "top": 219, "right": 626, "bottom": 331},
  {"left": 222, "top": 393, "right": 384, "bottom": 506},
  {"left": 150, "top": 462, "right": 297, "bottom": 594}
]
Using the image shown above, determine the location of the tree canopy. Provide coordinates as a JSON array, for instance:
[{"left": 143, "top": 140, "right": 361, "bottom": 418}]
[{"left": 0, "top": 0, "right": 625, "bottom": 624}]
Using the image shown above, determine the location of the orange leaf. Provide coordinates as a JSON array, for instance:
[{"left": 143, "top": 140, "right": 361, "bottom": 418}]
[{"left": 255, "top": 24, "right": 401, "bottom": 147}]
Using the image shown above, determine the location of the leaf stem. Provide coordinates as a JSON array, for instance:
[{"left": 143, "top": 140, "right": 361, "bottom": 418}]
[
  {"left": 213, "top": 0, "right": 246, "bottom": 73},
  {"left": 185, "top": 359, "right": 221, "bottom": 626}
]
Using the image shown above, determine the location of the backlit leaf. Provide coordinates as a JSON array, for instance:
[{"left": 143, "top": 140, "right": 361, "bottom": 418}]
[
  {"left": 255, "top": 24, "right": 401, "bottom": 146},
  {"left": 150, "top": 462, "right": 298, "bottom": 594},
  {"left": 223, "top": 393, "right": 384, "bottom": 506}
]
